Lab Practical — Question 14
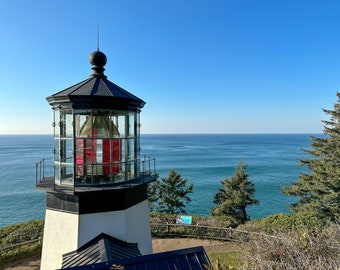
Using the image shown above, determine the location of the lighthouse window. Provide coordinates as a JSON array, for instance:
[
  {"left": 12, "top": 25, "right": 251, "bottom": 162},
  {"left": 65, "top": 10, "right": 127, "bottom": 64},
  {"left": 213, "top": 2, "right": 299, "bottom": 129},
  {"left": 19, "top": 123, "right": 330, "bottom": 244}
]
[
  {"left": 54, "top": 139, "right": 60, "bottom": 162},
  {"left": 137, "top": 113, "right": 140, "bottom": 136},
  {"left": 54, "top": 110, "right": 60, "bottom": 137},
  {"left": 53, "top": 110, "right": 74, "bottom": 186},
  {"left": 74, "top": 110, "right": 126, "bottom": 185},
  {"left": 64, "top": 113, "right": 73, "bottom": 138},
  {"left": 128, "top": 113, "right": 136, "bottom": 136},
  {"left": 129, "top": 162, "right": 137, "bottom": 180},
  {"left": 127, "top": 138, "right": 135, "bottom": 161},
  {"left": 114, "top": 114, "right": 125, "bottom": 137},
  {"left": 75, "top": 112, "right": 91, "bottom": 137}
]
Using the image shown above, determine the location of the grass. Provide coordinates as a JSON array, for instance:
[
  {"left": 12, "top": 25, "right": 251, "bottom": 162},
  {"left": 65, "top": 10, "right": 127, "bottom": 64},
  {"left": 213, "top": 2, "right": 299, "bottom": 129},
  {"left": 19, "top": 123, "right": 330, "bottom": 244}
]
[{"left": 208, "top": 252, "right": 242, "bottom": 269}]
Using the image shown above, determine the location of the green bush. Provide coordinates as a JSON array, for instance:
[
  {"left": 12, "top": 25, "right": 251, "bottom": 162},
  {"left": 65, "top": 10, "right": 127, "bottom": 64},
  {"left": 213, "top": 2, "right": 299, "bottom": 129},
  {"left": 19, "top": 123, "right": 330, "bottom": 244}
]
[
  {"left": 242, "top": 222, "right": 340, "bottom": 269},
  {"left": 0, "top": 220, "right": 44, "bottom": 246},
  {"left": 0, "top": 220, "right": 44, "bottom": 264},
  {"left": 239, "top": 212, "right": 325, "bottom": 234},
  {"left": 150, "top": 213, "right": 232, "bottom": 227}
]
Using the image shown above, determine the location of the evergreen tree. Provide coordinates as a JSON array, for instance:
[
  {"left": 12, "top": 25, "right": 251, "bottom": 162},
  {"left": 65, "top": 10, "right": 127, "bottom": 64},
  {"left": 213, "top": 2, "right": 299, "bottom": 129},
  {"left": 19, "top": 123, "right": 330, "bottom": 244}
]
[
  {"left": 282, "top": 92, "right": 340, "bottom": 221},
  {"left": 211, "top": 161, "right": 259, "bottom": 226},
  {"left": 152, "top": 169, "right": 193, "bottom": 214},
  {"left": 147, "top": 180, "right": 159, "bottom": 212}
]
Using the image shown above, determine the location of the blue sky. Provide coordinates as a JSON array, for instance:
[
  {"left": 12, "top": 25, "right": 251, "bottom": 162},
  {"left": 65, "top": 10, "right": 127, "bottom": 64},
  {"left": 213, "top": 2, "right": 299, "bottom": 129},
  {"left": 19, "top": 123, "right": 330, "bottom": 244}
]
[{"left": 0, "top": 0, "right": 339, "bottom": 134}]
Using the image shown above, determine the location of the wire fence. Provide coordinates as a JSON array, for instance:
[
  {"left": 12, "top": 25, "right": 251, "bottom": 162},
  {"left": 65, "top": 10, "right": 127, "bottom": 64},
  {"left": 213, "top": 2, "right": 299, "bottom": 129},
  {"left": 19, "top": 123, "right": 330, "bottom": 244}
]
[
  {"left": 150, "top": 223, "right": 272, "bottom": 242},
  {"left": 0, "top": 223, "right": 273, "bottom": 254},
  {"left": 0, "top": 238, "right": 42, "bottom": 252}
]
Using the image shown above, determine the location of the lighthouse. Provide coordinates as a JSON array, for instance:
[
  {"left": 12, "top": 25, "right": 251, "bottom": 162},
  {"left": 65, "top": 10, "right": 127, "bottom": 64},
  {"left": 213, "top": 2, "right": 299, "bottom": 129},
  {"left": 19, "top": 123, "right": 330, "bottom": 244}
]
[{"left": 37, "top": 50, "right": 156, "bottom": 269}]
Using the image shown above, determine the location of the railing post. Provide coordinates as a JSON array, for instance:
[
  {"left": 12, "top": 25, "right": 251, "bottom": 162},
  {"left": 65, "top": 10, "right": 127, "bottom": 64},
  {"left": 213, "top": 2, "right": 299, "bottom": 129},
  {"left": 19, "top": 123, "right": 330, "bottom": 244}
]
[
  {"left": 36, "top": 163, "right": 38, "bottom": 185},
  {"left": 39, "top": 160, "right": 42, "bottom": 182},
  {"left": 141, "top": 159, "right": 145, "bottom": 182},
  {"left": 153, "top": 158, "right": 156, "bottom": 176},
  {"left": 148, "top": 156, "right": 151, "bottom": 174},
  {"left": 42, "top": 158, "right": 45, "bottom": 179}
]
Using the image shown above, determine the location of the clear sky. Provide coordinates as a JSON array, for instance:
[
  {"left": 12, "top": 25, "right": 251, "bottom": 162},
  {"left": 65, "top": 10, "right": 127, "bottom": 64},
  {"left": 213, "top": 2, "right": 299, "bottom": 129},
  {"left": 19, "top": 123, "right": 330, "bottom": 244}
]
[{"left": 1, "top": 0, "right": 340, "bottom": 134}]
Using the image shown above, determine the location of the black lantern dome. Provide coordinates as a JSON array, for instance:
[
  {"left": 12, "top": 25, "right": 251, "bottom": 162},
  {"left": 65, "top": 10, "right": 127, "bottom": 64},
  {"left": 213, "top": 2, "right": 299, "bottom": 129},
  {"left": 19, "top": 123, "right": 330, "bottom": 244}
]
[{"left": 46, "top": 50, "right": 145, "bottom": 111}]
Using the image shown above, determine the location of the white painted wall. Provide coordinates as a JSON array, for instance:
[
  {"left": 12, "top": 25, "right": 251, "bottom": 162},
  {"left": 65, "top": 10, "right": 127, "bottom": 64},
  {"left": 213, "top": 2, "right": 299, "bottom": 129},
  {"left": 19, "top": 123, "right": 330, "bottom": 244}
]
[
  {"left": 124, "top": 200, "right": 153, "bottom": 254},
  {"left": 40, "top": 210, "right": 79, "bottom": 270},
  {"left": 41, "top": 199, "right": 152, "bottom": 269},
  {"left": 78, "top": 200, "right": 153, "bottom": 255}
]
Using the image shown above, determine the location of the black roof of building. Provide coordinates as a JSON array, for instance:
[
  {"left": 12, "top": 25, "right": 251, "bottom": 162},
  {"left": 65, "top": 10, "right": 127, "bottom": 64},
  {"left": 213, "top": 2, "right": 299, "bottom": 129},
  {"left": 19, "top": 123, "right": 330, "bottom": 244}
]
[
  {"left": 61, "top": 245, "right": 210, "bottom": 270},
  {"left": 62, "top": 233, "right": 142, "bottom": 268},
  {"left": 46, "top": 50, "right": 145, "bottom": 110}
]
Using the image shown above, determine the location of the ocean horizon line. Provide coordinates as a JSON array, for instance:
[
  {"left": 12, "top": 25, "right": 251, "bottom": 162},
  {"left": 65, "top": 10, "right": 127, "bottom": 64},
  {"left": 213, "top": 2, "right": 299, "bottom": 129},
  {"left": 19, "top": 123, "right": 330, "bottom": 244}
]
[{"left": 0, "top": 132, "right": 323, "bottom": 136}]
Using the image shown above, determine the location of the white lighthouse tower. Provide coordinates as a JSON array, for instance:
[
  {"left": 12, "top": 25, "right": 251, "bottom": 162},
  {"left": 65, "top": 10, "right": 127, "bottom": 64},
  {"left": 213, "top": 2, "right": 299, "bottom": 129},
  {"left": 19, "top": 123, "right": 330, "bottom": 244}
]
[{"left": 37, "top": 50, "right": 156, "bottom": 270}]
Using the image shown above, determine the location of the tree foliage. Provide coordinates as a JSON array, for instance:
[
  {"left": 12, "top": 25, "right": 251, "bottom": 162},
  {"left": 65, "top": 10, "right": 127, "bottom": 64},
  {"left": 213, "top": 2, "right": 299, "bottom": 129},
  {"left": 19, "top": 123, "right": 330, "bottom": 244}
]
[
  {"left": 211, "top": 161, "right": 259, "bottom": 226},
  {"left": 148, "top": 169, "right": 193, "bottom": 214},
  {"left": 147, "top": 179, "right": 159, "bottom": 212},
  {"left": 282, "top": 92, "right": 340, "bottom": 221}
]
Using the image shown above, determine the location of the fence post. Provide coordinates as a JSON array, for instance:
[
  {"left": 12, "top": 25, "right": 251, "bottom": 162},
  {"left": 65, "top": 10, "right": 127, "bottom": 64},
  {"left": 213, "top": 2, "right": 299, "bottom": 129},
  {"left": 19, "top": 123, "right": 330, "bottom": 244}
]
[{"left": 0, "top": 252, "right": 3, "bottom": 270}]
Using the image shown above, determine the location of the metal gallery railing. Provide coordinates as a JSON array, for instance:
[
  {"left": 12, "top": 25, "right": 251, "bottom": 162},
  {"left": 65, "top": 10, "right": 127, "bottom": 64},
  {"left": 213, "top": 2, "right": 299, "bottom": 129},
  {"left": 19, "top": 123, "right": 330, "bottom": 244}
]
[
  {"left": 35, "top": 158, "right": 54, "bottom": 185},
  {"left": 35, "top": 156, "right": 157, "bottom": 185}
]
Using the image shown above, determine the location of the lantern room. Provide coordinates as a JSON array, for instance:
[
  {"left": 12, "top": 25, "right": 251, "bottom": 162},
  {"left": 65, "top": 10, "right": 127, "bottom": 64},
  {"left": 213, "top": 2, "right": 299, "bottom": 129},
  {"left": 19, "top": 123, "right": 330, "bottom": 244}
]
[
  {"left": 52, "top": 108, "right": 140, "bottom": 187},
  {"left": 44, "top": 50, "right": 153, "bottom": 190}
]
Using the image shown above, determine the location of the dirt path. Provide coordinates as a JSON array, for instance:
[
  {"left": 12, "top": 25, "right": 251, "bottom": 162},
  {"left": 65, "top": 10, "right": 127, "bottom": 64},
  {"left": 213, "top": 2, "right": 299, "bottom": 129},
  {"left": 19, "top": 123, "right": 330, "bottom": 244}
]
[
  {"left": 152, "top": 238, "right": 242, "bottom": 253},
  {"left": 3, "top": 238, "right": 242, "bottom": 269}
]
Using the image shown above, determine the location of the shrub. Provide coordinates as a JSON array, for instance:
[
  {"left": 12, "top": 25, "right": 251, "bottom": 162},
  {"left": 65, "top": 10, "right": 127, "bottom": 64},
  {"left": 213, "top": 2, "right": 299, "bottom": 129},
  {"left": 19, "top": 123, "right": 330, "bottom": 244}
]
[
  {"left": 0, "top": 220, "right": 44, "bottom": 246},
  {"left": 242, "top": 222, "right": 340, "bottom": 269},
  {"left": 150, "top": 213, "right": 232, "bottom": 227},
  {"left": 0, "top": 220, "right": 44, "bottom": 265},
  {"left": 239, "top": 212, "right": 325, "bottom": 234}
]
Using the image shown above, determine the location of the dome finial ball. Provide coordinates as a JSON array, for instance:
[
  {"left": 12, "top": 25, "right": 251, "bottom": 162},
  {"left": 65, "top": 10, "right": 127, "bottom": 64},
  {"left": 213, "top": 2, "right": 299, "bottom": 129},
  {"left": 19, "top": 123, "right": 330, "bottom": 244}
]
[{"left": 89, "top": 51, "right": 107, "bottom": 67}]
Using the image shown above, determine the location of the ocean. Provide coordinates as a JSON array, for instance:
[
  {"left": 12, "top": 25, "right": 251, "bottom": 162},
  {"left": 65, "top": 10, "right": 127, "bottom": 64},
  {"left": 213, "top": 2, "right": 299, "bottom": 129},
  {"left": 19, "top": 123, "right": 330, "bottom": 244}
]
[{"left": 0, "top": 134, "right": 315, "bottom": 228}]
